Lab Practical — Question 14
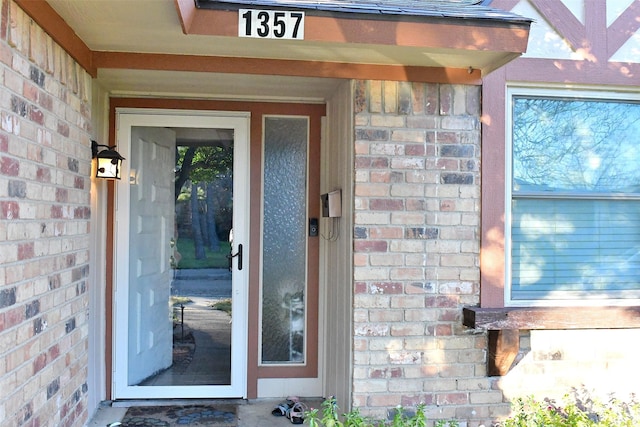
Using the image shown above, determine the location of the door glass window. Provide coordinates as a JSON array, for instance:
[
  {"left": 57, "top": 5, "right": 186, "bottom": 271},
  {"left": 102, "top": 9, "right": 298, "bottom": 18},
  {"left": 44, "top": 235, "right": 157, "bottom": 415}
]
[
  {"left": 128, "top": 126, "right": 235, "bottom": 387},
  {"left": 261, "top": 116, "right": 309, "bottom": 364}
]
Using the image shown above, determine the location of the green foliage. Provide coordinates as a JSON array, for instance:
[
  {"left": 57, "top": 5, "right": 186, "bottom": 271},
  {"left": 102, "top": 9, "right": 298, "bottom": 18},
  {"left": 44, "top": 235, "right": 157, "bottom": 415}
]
[
  {"left": 498, "top": 390, "right": 640, "bottom": 427},
  {"left": 304, "top": 392, "right": 640, "bottom": 427},
  {"left": 211, "top": 299, "right": 232, "bottom": 314},
  {"left": 175, "top": 238, "right": 230, "bottom": 269},
  {"left": 178, "top": 145, "right": 232, "bottom": 183},
  {"left": 170, "top": 296, "right": 192, "bottom": 306},
  {"left": 304, "top": 397, "right": 457, "bottom": 427}
]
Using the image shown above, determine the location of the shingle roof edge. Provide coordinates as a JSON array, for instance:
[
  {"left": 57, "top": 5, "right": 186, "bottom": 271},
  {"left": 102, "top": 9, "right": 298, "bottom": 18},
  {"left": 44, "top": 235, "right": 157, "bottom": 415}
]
[{"left": 196, "top": 0, "right": 532, "bottom": 24}]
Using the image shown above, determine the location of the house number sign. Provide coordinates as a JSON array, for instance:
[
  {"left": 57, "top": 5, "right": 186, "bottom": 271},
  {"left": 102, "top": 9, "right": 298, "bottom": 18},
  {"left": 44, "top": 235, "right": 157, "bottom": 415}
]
[{"left": 239, "top": 9, "right": 305, "bottom": 40}]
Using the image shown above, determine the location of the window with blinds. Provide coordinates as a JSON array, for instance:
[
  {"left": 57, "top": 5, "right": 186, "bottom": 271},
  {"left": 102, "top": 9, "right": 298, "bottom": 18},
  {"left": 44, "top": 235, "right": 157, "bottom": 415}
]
[{"left": 507, "top": 88, "right": 640, "bottom": 303}]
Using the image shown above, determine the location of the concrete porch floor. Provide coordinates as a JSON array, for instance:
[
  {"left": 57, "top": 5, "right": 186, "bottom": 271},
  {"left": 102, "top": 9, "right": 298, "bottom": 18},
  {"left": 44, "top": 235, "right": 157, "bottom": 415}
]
[{"left": 86, "top": 398, "right": 324, "bottom": 426}]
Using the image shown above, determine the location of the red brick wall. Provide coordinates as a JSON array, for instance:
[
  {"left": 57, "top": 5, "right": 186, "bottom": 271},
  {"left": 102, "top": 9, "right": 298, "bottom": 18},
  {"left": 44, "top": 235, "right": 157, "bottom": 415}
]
[{"left": 0, "top": 1, "right": 92, "bottom": 425}]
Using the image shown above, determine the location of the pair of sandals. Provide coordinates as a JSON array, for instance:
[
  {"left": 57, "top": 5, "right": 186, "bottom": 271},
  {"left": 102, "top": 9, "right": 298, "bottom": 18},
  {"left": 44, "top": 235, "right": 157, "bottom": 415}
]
[{"left": 271, "top": 396, "right": 306, "bottom": 424}]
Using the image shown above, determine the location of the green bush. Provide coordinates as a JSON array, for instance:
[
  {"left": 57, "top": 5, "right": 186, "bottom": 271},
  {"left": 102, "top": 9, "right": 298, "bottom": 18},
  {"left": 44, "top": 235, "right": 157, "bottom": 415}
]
[
  {"left": 304, "top": 397, "right": 458, "bottom": 427},
  {"left": 211, "top": 299, "right": 232, "bottom": 314},
  {"left": 498, "top": 390, "right": 640, "bottom": 427},
  {"left": 175, "top": 238, "right": 230, "bottom": 269},
  {"left": 304, "top": 390, "right": 640, "bottom": 427}
]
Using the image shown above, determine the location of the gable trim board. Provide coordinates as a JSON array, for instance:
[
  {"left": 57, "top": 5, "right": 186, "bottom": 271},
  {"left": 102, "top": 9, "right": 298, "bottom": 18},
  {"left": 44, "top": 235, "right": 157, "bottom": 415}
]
[{"left": 15, "top": 0, "right": 530, "bottom": 82}]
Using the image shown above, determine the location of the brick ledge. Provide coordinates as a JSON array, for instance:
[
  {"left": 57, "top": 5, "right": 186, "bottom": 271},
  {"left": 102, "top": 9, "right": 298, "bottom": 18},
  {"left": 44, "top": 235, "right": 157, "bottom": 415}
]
[
  {"left": 463, "top": 306, "right": 640, "bottom": 376},
  {"left": 463, "top": 306, "right": 640, "bottom": 330}
]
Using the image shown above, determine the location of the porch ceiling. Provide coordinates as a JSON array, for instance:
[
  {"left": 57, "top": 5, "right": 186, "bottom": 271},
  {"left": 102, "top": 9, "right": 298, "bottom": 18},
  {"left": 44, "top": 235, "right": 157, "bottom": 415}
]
[
  {"left": 96, "top": 69, "right": 344, "bottom": 103},
  {"left": 41, "top": 0, "right": 530, "bottom": 101}
]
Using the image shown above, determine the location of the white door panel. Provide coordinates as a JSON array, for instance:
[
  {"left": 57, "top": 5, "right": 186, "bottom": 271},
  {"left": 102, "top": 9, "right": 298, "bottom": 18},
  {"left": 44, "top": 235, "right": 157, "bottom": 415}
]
[{"left": 128, "top": 127, "right": 175, "bottom": 385}]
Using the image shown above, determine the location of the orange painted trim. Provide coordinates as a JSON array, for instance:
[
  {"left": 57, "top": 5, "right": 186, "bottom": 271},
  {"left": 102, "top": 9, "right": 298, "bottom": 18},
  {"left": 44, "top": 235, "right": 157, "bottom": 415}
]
[
  {"left": 109, "top": 97, "right": 325, "bottom": 115},
  {"left": 108, "top": 97, "right": 325, "bottom": 399},
  {"left": 13, "top": 0, "right": 96, "bottom": 76},
  {"left": 504, "top": 58, "right": 640, "bottom": 87},
  {"left": 105, "top": 104, "right": 120, "bottom": 400},
  {"left": 181, "top": 7, "right": 530, "bottom": 53},
  {"left": 174, "top": 0, "right": 196, "bottom": 34},
  {"left": 480, "top": 69, "right": 507, "bottom": 309},
  {"left": 93, "top": 51, "right": 483, "bottom": 84}
]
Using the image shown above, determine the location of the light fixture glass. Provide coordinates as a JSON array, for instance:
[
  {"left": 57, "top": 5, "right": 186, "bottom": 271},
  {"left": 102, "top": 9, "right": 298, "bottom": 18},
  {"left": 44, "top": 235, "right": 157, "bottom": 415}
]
[{"left": 92, "top": 140, "right": 125, "bottom": 180}]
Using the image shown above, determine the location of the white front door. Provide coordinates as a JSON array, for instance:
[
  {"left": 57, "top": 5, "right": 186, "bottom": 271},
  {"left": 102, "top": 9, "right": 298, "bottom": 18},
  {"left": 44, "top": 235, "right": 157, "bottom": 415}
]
[
  {"left": 113, "top": 109, "right": 250, "bottom": 399},
  {"left": 126, "top": 125, "right": 175, "bottom": 386}
]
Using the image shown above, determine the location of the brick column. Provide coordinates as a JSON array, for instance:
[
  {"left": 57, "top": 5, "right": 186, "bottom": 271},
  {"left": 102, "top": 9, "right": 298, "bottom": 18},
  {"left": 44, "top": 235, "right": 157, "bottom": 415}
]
[{"left": 352, "top": 80, "right": 504, "bottom": 424}]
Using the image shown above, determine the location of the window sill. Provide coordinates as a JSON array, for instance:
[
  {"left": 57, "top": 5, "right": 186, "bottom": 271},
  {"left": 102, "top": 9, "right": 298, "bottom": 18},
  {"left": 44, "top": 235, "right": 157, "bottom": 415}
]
[{"left": 462, "top": 306, "right": 640, "bottom": 376}]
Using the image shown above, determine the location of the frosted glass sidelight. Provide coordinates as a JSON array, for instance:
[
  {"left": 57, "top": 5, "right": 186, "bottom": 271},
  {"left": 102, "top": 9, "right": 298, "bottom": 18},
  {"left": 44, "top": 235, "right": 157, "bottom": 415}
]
[{"left": 261, "top": 117, "right": 308, "bottom": 364}]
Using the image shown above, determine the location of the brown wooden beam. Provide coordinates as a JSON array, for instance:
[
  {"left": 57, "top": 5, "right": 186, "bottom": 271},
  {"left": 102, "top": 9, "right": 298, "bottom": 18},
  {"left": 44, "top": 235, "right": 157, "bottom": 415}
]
[
  {"left": 487, "top": 329, "right": 519, "bottom": 376},
  {"left": 92, "top": 51, "right": 483, "bottom": 85},
  {"left": 464, "top": 306, "right": 640, "bottom": 330}
]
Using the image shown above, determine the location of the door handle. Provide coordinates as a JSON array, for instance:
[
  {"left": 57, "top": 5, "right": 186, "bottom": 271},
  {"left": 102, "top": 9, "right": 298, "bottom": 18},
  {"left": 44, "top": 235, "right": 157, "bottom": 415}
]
[{"left": 227, "top": 244, "right": 243, "bottom": 271}]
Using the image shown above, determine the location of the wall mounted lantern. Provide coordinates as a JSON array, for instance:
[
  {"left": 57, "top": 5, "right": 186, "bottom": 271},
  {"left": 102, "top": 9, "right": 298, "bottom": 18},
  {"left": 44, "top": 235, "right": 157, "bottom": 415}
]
[{"left": 91, "top": 140, "right": 125, "bottom": 180}]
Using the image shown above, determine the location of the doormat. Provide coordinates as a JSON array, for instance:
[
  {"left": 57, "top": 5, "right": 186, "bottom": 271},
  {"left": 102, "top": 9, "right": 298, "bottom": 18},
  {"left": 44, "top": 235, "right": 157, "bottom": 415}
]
[{"left": 121, "top": 404, "right": 236, "bottom": 426}]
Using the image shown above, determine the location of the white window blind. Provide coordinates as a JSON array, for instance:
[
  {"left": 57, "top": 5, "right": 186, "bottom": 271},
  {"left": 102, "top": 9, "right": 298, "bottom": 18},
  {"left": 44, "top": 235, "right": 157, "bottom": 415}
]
[{"left": 512, "top": 199, "right": 640, "bottom": 300}]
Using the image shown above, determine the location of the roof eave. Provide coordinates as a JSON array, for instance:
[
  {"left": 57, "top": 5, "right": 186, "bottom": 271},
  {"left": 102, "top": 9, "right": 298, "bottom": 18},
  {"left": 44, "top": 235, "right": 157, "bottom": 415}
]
[{"left": 177, "top": 1, "right": 531, "bottom": 59}]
